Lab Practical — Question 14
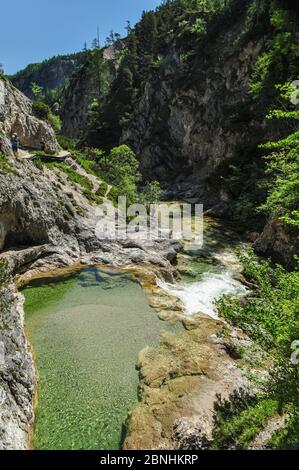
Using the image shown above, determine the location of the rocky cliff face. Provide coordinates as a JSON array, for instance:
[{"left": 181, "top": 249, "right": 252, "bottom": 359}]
[
  {"left": 255, "top": 219, "right": 299, "bottom": 270},
  {"left": 0, "top": 283, "right": 35, "bottom": 450},
  {"left": 11, "top": 53, "right": 86, "bottom": 99},
  {"left": 0, "top": 78, "right": 58, "bottom": 153},
  {"left": 122, "top": 17, "right": 267, "bottom": 205},
  {"left": 60, "top": 47, "right": 120, "bottom": 138}
]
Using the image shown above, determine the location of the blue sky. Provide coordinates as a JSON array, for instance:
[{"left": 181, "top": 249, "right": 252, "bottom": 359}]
[{"left": 0, "top": 0, "right": 162, "bottom": 75}]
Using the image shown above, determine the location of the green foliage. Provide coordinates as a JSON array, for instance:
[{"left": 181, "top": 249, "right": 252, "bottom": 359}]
[
  {"left": 32, "top": 158, "right": 44, "bottom": 171},
  {"left": 210, "top": 248, "right": 299, "bottom": 449},
  {"left": 57, "top": 164, "right": 93, "bottom": 194},
  {"left": 244, "top": 0, "right": 299, "bottom": 232},
  {"left": 216, "top": 248, "right": 299, "bottom": 448},
  {"left": 218, "top": 248, "right": 299, "bottom": 355},
  {"left": 57, "top": 135, "right": 79, "bottom": 151},
  {"left": 257, "top": 84, "right": 299, "bottom": 229},
  {"left": 0, "top": 258, "right": 9, "bottom": 287},
  {"left": 0, "top": 153, "right": 19, "bottom": 175},
  {"left": 32, "top": 101, "right": 61, "bottom": 132},
  {"left": 48, "top": 113, "right": 61, "bottom": 133},
  {"left": 268, "top": 409, "right": 299, "bottom": 449},
  {"left": 95, "top": 181, "right": 109, "bottom": 198},
  {"left": 33, "top": 158, "right": 103, "bottom": 205},
  {"left": 31, "top": 82, "right": 43, "bottom": 99},
  {"left": 97, "top": 145, "right": 141, "bottom": 205},
  {"left": 32, "top": 100, "right": 51, "bottom": 120},
  {"left": 212, "top": 394, "right": 279, "bottom": 449},
  {"left": 250, "top": 1, "right": 299, "bottom": 96},
  {"left": 139, "top": 181, "right": 162, "bottom": 206}
]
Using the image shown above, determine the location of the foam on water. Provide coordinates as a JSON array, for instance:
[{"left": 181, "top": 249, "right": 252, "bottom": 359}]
[{"left": 157, "top": 270, "right": 247, "bottom": 318}]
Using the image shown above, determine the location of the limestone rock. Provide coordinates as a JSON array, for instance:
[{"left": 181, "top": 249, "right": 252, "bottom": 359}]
[
  {"left": 0, "top": 284, "right": 35, "bottom": 450},
  {"left": 124, "top": 317, "right": 250, "bottom": 450},
  {"left": 255, "top": 219, "right": 299, "bottom": 269},
  {"left": 0, "top": 78, "right": 58, "bottom": 153}
]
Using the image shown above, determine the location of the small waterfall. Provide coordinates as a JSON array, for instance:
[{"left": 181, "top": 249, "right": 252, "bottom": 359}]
[{"left": 157, "top": 270, "right": 247, "bottom": 318}]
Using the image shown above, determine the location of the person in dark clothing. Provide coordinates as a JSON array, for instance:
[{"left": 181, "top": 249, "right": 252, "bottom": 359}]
[
  {"left": 0, "top": 137, "right": 4, "bottom": 153},
  {"left": 11, "top": 133, "right": 19, "bottom": 156}
]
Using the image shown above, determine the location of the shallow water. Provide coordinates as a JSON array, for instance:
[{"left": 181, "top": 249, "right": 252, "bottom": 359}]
[{"left": 24, "top": 267, "right": 174, "bottom": 450}]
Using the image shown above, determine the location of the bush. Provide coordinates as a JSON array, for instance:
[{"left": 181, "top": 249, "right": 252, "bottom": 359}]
[
  {"left": 97, "top": 145, "right": 141, "bottom": 205},
  {"left": 0, "top": 153, "right": 19, "bottom": 175},
  {"left": 48, "top": 113, "right": 61, "bottom": 133},
  {"left": 215, "top": 248, "right": 299, "bottom": 448},
  {"left": 57, "top": 135, "right": 78, "bottom": 151},
  {"left": 95, "top": 181, "right": 109, "bottom": 198},
  {"left": 32, "top": 101, "right": 61, "bottom": 132},
  {"left": 212, "top": 393, "right": 279, "bottom": 450},
  {"left": 0, "top": 259, "right": 9, "bottom": 287},
  {"left": 139, "top": 181, "right": 161, "bottom": 206},
  {"left": 32, "top": 100, "right": 51, "bottom": 120}
]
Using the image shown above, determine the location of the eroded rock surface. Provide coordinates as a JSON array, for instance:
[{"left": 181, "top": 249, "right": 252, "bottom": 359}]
[
  {"left": 255, "top": 219, "right": 299, "bottom": 269},
  {"left": 0, "top": 78, "right": 58, "bottom": 153},
  {"left": 124, "top": 316, "right": 251, "bottom": 450},
  {"left": 0, "top": 284, "right": 35, "bottom": 450}
]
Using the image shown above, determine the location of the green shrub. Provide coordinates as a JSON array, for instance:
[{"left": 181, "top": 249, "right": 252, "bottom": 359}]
[
  {"left": 57, "top": 135, "right": 79, "bottom": 151},
  {"left": 268, "top": 409, "right": 299, "bottom": 449},
  {"left": 95, "top": 182, "right": 109, "bottom": 198},
  {"left": 97, "top": 145, "right": 140, "bottom": 206},
  {"left": 212, "top": 394, "right": 279, "bottom": 450},
  {"left": 258, "top": 103, "right": 299, "bottom": 229},
  {"left": 139, "top": 181, "right": 161, "bottom": 206},
  {"left": 0, "top": 258, "right": 9, "bottom": 287},
  {"left": 32, "top": 100, "right": 51, "bottom": 120},
  {"left": 215, "top": 248, "right": 299, "bottom": 448},
  {"left": 48, "top": 113, "right": 61, "bottom": 133},
  {"left": 32, "top": 101, "right": 61, "bottom": 132},
  {"left": 33, "top": 158, "right": 44, "bottom": 171},
  {"left": 0, "top": 153, "right": 19, "bottom": 175}
]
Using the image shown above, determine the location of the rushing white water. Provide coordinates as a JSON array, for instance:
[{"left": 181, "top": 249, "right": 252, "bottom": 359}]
[{"left": 157, "top": 270, "right": 247, "bottom": 318}]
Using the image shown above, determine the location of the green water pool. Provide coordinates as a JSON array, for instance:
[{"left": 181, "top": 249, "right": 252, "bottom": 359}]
[{"left": 23, "top": 267, "right": 172, "bottom": 450}]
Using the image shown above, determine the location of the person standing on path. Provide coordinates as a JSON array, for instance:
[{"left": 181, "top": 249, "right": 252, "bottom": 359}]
[{"left": 11, "top": 133, "right": 19, "bottom": 156}]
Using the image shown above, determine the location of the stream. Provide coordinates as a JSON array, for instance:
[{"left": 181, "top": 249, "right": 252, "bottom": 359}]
[
  {"left": 23, "top": 217, "right": 247, "bottom": 450},
  {"left": 158, "top": 216, "right": 247, "bottom": 318}
]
